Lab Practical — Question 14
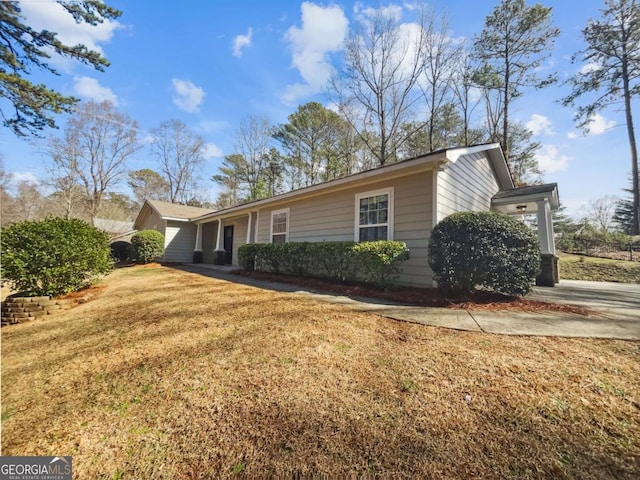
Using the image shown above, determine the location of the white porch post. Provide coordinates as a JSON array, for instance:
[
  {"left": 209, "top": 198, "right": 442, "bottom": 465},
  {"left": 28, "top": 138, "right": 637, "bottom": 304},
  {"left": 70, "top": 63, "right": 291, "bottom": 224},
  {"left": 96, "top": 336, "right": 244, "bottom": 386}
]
[
  {"left": 213, "top": 218, "right": 225, "bottom": 265},
  {"left": 215, "top": 218, "right": 224, "bottom": 251},
  {"left": 194, "top": 223, "right": 202, "bottom": 251},
  {"left": 546, "top": 204, "right": 556, "bottom": 255},
  {"left": 536, "top": 199, "right": 553, "bottom": 255},
  {"left": 246, "top": 212, "right": 253, "bottom": 244},
  {"left": 192, "top": 222, "right": 204, "bottom": 263}
]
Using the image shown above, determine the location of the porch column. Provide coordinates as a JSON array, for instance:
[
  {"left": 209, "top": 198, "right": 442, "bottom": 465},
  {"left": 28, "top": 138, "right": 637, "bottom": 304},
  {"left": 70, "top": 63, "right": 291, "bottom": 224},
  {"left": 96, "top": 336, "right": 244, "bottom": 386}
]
[
  {"left": 193, "top": 223, "right": 203, "bottom": 263},
  {"left": 246, "top": 212, "right": 253, "bottom": 244},
  {"left": 537, "top": 199, "right": 552, "bottom": 255},
  {"left": 536, "top": 199, "right": 558, "bottom": 286},
  {"left": 213, "top": 218, "right": 225, "bottom": 265}
]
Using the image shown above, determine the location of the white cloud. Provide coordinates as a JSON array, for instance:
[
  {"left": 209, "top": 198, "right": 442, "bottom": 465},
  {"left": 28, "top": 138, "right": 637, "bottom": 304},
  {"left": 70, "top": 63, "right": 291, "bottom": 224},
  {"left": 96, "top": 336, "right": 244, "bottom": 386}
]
[
  {"left": 73, "top": 76, "right": 118, "bottom": 105},
  {"left": 19, "top": 0, "right": 121, "bottom": 72},
  {"left": 233, "top": 27, "right": 253, "bottom": 57},
  {"left": 586, "top": 113, "right": 616, "bottom": 135},
  {"left": 203, "top": 143, "right": 223, "bottom": 159},
  {"left": 354, "top": 2, "right": 403, "bottom": 22},
  {"left": 171, "top": 78, "right": 205, "bottom": 113},
  {"left": 10, "top": 171, "right": 40, "bottom": 186},
  {"left": 526, "top": 114, "right": 554, "bottom": 136},
  {"left": 566, "top": 131, "right": 579, "bottom": 140},
  {"left": 579, "top": 62, "right": 601, "bottom": 75},
  {"left": 535, "top": 144, "right": 570, "bottom": 173},
  {"left": 282, "top": 2, "right": 349, "bottom": 104}
]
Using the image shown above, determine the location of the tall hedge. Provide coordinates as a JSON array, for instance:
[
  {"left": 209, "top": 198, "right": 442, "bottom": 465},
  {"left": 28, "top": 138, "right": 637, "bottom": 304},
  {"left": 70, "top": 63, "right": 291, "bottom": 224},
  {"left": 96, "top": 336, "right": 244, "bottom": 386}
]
[
  {"left": 1, "top": 217, "right": 112, "bottom": 296},
  {"left": 131, "top": 230, "right": 165, "bottom": 264},
  {"left": 428, "top": 211, "right": 540, "bottom": 296},
  {"left": 238, "top": 240, "right": 410, "bottom": 290}
]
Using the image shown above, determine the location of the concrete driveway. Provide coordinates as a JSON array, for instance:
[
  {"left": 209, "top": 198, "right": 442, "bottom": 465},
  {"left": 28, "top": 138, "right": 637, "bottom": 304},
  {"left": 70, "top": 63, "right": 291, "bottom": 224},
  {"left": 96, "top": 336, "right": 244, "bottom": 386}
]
[
  {"left": 530, "top": 280, "right": 640, "bottom": 321},
  {"left": 180, "top": 265, "right": 640, "bottom": 340}
]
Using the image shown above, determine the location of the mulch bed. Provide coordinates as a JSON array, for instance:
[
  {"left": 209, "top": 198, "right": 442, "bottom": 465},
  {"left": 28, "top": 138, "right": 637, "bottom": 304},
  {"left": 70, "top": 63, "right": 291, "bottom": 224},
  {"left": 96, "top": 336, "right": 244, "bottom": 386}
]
[
  {"left": 232, "top": 270, "right": 596, "bottom": 316},
  {"left": 56, "top": 283, "right": 107, "bottom": 304}
]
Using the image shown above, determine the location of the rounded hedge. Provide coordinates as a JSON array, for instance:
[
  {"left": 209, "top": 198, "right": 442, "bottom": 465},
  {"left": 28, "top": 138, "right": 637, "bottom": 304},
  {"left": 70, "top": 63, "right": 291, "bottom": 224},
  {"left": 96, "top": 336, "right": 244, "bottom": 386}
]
[
  {"left": 131, "top": 230, "right": 164, "bottom": 264},
  {"left": 1, "top": 217, "right": 112, "bottom": 296},
  {"left": 428, "top": 211, "right": 541, "bottom": 296}
]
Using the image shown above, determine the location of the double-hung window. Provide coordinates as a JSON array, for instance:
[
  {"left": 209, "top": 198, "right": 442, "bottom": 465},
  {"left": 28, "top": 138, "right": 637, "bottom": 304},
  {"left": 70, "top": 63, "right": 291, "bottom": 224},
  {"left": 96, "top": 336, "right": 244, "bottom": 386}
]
[
  {"left": 355, "top": 188, "right": 393, "bottom": 242},
  {"left": 271, "top": 208, "right": 289, "bottom": 243}
]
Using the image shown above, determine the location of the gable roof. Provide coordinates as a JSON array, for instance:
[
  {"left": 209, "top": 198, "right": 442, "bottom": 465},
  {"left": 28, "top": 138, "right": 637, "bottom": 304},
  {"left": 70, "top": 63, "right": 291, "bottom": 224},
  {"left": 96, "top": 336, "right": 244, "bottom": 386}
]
[
  {"left": 193, "top": 143, "right": 512, "bottom": 222},
  {"left": 145, "top": 199, "right": 214, "bottom": 219},
  {"left": 94, "top": 218, "right": 135, "bottom": 234},
  {"left": 133, "top": 199, "right": 215, "bottom": 229},
  {"left": 492, "top": 183, "right": 560, "bottom": 214}
]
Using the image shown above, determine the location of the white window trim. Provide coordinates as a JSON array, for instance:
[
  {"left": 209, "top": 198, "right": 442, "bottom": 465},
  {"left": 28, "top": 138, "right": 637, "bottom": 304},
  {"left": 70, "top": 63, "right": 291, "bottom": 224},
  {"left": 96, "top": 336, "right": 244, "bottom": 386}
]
[
  {"left": 270, "top": 208, "right": 290, "bottom": 243},
  {"left": 354, "top": 187, "right": 394, "bottom": 242}
]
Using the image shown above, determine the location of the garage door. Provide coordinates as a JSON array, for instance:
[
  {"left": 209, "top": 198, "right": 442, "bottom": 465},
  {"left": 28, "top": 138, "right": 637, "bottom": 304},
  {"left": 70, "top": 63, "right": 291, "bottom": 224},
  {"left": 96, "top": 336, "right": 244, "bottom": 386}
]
[{"left": 164, "top": 221, "right": 196, "bottom": 263}]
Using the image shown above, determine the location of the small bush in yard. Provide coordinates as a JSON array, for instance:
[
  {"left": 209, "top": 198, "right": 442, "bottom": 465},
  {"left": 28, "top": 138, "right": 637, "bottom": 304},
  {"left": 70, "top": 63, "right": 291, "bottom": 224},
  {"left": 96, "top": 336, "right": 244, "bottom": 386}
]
[
  {"left": 351, "top": 241, "right": 410, "bottom": 289},
  {"left": 1, "top": 217, "right": 112, "bottom": 296},
  {"left": 131, "top": 230, "right": 165, "bottom": 264},
  {"left": 110, "top": 241, "right": 132, "bottom": 262},
  {"left": 428, "top": 211, "right": 540, "bottom": 296}
]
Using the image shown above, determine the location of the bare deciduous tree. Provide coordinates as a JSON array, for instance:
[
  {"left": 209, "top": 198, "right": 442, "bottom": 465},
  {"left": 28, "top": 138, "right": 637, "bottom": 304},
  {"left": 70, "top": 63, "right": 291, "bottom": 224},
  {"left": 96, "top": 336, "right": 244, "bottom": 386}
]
[
  {"left": 234, "top": 115, "right": 272, "bottom": 200},
  {"left": 419, "top": 8, "right": 462, "bottom": 152},
  {"left": 586, "top": 195, "right": 620, "bottom": 231},
  {"left": 48, "top": 101, "right": 140, "bottom": 225},
  {"left": 329, "top": 7, "right": 427, "bottom": 165},
  {"left": 150, "top": 119, "right": 205, "bottom": 204}
]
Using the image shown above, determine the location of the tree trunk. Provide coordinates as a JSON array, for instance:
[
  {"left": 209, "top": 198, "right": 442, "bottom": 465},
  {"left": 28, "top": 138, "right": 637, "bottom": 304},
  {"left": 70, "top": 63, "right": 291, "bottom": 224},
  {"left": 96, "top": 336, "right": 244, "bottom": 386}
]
[{"left": 622, "top": 51, "right": 640, "bottom": 235}]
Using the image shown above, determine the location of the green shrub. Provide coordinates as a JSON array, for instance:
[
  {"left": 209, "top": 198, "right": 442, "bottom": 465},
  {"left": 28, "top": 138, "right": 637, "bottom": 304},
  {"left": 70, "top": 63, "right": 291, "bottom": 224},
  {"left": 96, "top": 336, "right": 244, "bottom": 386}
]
[
  {"left": 110, "top": 240, "right": 132, "bottom": 262},
  {"left": 279, "top": 242, "right": 314, "bottom": 276},
  {"left": 351, "top": 241, "right": 410, "bottom": 290},
  {"left": 131, "top": 230, "right": 165, "bottom": 264},
  {"left": 314, "top": 241, "right": 357, "bottom": 281},
  {"left": 238, "top": 244, "right": 263, "bottom": 271},
  {"left": 428, "top": 211, "right": 540, "bottom": 296},
  {"left": 241, "top": 240, "right": 410, "bottom": 289},
  {"left": 0, "top": 217, "right": 112, "bottom": 296}
]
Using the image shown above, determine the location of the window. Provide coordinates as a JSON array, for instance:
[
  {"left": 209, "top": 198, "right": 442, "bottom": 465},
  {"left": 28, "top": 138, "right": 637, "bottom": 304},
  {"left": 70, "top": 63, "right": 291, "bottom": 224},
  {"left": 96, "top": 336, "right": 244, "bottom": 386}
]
[
  {"left": 355, "top": 188, "right": 393, "bottom": 242},
  {"left": 271, "top": 208, "right": 289, "bottom": 243}
]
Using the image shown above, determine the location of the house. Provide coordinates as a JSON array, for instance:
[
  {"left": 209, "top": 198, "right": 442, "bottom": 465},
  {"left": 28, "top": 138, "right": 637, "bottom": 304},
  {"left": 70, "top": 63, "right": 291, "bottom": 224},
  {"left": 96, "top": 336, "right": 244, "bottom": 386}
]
[
  {"left": 132, "top": 201, "right": 215, "bottom": 263},
  {"left": 133, "top": 143, "right": 560, "bottom": 286},
  {"left": 94, "top": 218, "right": 136, "bottom": 242}
]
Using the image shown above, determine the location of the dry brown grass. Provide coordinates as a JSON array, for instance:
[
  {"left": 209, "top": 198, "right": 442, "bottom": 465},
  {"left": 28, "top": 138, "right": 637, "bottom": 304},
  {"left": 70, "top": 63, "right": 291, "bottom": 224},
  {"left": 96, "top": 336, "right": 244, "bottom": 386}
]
[{"left": 2, "top": 265, "right": 639, "bottom": 479}]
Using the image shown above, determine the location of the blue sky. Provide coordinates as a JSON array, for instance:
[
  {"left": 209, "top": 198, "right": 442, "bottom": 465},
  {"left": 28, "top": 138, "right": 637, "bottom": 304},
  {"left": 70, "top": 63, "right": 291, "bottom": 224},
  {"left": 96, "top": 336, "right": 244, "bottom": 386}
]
[{"left": 1, "top": 0, "right": 637, "bottom": 218}]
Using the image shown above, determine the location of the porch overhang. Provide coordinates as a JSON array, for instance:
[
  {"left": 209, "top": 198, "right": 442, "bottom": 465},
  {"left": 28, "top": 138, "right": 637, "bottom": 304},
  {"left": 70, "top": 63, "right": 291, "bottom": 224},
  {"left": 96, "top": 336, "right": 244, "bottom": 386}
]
[
  {"left": 491, "top": 183, "right": 559, "bottom": 215},
  {"left": 491, "top": 183, "right": 560, "bottom": 287}
]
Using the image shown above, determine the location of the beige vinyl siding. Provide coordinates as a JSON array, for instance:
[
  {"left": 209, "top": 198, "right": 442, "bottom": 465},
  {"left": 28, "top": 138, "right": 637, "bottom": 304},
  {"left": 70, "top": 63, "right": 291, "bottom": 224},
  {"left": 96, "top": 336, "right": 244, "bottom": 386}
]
[
  {"left": 137, "top": 207, "right": 165, "bottom": 234},
  {"left": 164, "top": 221, "right": 196, "bottom": 263},
  {"left": 255, "top": 170, "right": 434, "bottom": 286},
  {"left": 201, "top": 222, "right": 218, "bottom": 264},
  {"left": 436, "top": 151, "right": 500, "bottom": 222}
]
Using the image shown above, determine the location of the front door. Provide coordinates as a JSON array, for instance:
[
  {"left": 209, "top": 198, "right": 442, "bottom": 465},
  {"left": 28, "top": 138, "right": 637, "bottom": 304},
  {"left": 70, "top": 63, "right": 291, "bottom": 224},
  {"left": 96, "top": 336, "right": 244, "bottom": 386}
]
[{"left": 223, "top": 225, "right": 234, "bottom": 264}]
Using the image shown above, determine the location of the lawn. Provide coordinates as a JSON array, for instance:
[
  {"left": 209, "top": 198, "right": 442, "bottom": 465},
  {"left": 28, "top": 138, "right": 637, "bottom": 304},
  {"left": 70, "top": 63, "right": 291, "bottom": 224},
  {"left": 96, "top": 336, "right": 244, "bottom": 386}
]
[
  {"left": 1, "top": 265, "right": 639, "bottom": 479},
  {"left": 559, "top": 252, "right": 640, "bottom": 283}
]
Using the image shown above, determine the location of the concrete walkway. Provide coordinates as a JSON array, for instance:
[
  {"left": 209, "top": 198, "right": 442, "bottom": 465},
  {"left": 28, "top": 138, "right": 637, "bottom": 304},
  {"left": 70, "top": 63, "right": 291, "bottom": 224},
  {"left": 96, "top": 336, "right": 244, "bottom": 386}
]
[{"left": 179, "top": 265, "right": 640, "bottom": 340}]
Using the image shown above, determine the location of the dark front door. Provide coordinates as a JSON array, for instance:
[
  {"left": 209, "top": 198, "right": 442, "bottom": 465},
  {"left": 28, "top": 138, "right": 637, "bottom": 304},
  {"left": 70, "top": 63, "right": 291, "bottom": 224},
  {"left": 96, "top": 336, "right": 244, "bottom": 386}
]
[{"left": 223, "top": 225, "right": 234, "bottom": 264}]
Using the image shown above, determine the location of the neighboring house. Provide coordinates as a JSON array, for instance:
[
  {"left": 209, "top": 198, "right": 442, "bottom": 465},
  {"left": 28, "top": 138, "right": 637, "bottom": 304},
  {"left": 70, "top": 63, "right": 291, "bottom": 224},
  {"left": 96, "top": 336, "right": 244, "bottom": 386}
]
[
  {"left": 133, "top": 143, "right": 560, "bottom": 286},
  {"left": 94, "top": 218, "right": 136, "bottom": 242}
]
